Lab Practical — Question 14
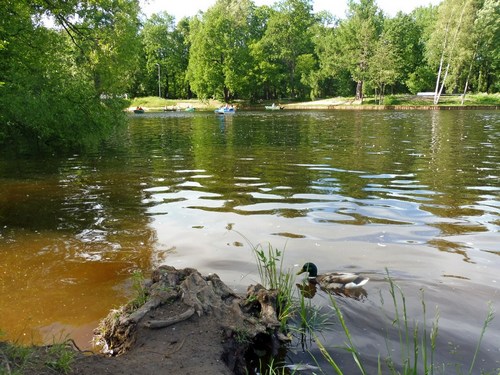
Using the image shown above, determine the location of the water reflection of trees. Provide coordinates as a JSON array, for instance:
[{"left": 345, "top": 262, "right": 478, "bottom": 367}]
[{"left": 165, "top": 111, "right": 500, "bottom": 240}]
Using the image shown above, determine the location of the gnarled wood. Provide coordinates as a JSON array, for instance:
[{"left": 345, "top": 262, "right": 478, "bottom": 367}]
[{"left": 144, "top": 307, "right": 195, "bottom": 329}]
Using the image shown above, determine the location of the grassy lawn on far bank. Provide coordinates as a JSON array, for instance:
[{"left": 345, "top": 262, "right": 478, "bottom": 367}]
[
  {"left": 127, "top": 93, "right": 499, "bottom": 112},
  {"left": 364, "top": 92, "right": 500, "bottom": 106}
]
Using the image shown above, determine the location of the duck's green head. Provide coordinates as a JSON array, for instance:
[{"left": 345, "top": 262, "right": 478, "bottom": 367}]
[{"left": 297, "top": 262, "right": 318, "bottom": 277}]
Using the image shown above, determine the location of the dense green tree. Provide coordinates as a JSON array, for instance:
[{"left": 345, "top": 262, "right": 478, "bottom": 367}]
[
  {"left": 0, "top": 0, "right": 141, "bottom": 150},
  {"left": 471, "top": 0, "right": 499, "bottom": 93},
  {"left": 404, "top": 5, "right": 440, "bottom": 93},
  {"left": 312, "top": 14, "right": 356, "bottom": 98},
  {"left": 406, "top": 66, "right": 437, "bottom": 94},
  {"left": 139, "top": 12, "right": 190, "bottom": 98},
  {"left": 383, "top": 12, "right": 425, "bottom": 92},
  {"left": 187, "top": 0, "right": 255, "bottom": 101},
  {"left": 141, "top": 12, "right": 176, "bottom": 97},
  {"left": 368, "top": 33, "right": 401, "bottom": 103},
  {"left": 335, "top": 0, "right": 383, "bottom": 101},
  {"left": 259, "top": 0, "right": 316, "bottom": 98},
  {"left": 246, "top": 5, "right": 281, "bottom": 100}
]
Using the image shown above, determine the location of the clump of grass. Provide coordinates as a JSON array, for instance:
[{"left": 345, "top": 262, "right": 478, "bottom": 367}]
[
  {"left": 251, "top": 242, "right": 296, "bottom": 331},
  {"left": 319, "top": 294, "right": 368, "bottom": 375},
  {"left": 129, "top": 269, "right": 149, "bottom": 310},
  {"left": 1, "top": 341, "right": 34, "bottom": 374},
  {"left": 44, "top": 340, "right": 75, "bottom": 374},
  {"left": 383, "top": 95, "right": 401, "bottom": 105},
  {"left": 295, "top": 292, "right": 333, "bottom": 339},
  {"left": 130, "top": 96, "right": 177, "bottom": 108},
  {"left": 468, "top": 301, "right": 495, "bottom": 375},
  {"left": 233, "top": 328, "right": 252, "bottom": 345},
  {"left": 381, "top": 269, "right": 440, "bottom": 374},
  {"left": 0, "top": 335, "right": 76, "bottom": 375},
  {"left": 467, "top": 92, "right": 500, "bottom": 105}
]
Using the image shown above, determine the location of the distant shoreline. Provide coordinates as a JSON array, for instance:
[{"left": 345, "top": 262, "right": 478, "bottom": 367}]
[
  {"left": 280, "top": 105, "right": 499, "bottom": 110},
  {"left": 128, "top": 95, "right": 500, "bottom": 112}
]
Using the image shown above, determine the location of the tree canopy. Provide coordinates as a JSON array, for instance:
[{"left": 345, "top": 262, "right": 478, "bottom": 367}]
[
  {"left": 0, "top": 0, "right": 141, "bottom": 150},
  {"left": 133, "top": 0, "right": 498, "bottom": 103},
  {"left": 1, "top": 0, "right": 498, "bottom": 150}
]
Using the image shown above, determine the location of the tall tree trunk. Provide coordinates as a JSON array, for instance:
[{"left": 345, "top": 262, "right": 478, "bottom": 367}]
[
  {"left": 434, "top": 52, "right": 446, "bottom": 105},
  {"left": 434, "top": 0, "right": 469, "bottom": 105},
  {"left": 436, "top": 62, "right": 450, "bottom": 103},
  {"left": 355, "top": 80, "right": 363, "bottom": 102},
  {"left": 461, "top": 49, "right": 477, "bottom": 105}
]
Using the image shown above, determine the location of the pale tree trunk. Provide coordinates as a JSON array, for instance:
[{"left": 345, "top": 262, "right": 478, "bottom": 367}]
[
  {"left": 434, "top": 19, "right": 451, "bottom": 105},
  {"left": 436, "top": 62, "right": 451, "bottom": 104},
  {"left": 434, "top": 54, "right": 446, "bottom": 105},
  {"left": 461, "top": 49, "right": 477, "bottom": 105},
  {"left": 434, "top": 0, "right": 469, "bottom": 105}
]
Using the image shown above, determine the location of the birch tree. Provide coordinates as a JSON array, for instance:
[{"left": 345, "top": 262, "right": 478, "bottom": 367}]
[{"left": 427, "top": 0, "right": 482, "bottom": 104}]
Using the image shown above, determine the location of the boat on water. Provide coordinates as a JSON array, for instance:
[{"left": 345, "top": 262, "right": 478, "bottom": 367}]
[
  {"left": 185, "top": 106, "right": 195, "bottom": 112},
  {"left": 133, "top": 107, "right": 145, "bottom": 114},
  {"left": 214, "top": 106, "right": 236, "bottom": 114},
  {"left": 265, "top": 103, "right": 284, "bottom": 110}
]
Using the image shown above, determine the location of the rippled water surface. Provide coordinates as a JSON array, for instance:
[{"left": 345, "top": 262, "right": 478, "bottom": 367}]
[{"left": 1, "top": 110, "right": 499, "bottom": 371}]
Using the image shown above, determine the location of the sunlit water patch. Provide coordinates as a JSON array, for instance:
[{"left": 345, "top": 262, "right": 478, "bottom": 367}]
[{"left": 1, "top": 110, "right": 499, "bottom": 371}]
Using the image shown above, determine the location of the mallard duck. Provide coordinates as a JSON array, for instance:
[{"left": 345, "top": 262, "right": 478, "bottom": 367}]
[{"left": 297, "top": 262, "right": 369, "bottom": 290}]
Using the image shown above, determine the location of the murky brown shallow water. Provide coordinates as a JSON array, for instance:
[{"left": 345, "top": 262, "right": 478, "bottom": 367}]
[{"left": 1, "top": 110, "right": 499, "bottom": 372}]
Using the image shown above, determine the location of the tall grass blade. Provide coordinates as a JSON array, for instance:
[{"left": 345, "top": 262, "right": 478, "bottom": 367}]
[
  {"left": 314, "top": 335, "right": 343, "bottom": 375},
  {"left": 468, "top": 302, "right": 495, "bottom": 375},
  {"left": 328, "top": 294, "right": 367, "bottom": 375}
]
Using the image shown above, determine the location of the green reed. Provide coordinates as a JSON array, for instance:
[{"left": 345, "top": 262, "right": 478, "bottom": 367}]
[
  {"left": 242, "top": 239, "right": 496, "bottom": 374},
  {"left": 296, "top": 292, "right": 333, "bottom": 336},
  {"left": 129, "top": 269, "right": 149, "bottom": 310},
  {"left": 313, "top": 269, "right": 496, "bottom": 375},
  {"left": 251, "top": 241, "right": 296, "bottom": 331}
]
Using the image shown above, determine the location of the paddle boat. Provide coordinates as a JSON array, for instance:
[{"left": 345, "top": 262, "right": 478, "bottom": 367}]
[
  {"left": 265, "top": 103, "right": 284, "bottom": 110},
  {"left": 214, "top": 105, "right": 236, "bottom": 114},
  {"left": 133, "top": 107, "right": 145, "bottom": 114}
]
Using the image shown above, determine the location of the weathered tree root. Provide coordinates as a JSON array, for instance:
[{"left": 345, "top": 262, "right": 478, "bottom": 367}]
[
  {"left": 93, "top": 265, "right": 290, "bottom": 373},
  {"left": 143, "top": 307, "right": 195, "bottom": 329}
]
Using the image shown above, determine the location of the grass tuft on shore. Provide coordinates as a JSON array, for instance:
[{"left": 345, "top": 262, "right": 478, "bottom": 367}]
[{"left": 0, "top": 333, "right": 76, "bottom": 375}]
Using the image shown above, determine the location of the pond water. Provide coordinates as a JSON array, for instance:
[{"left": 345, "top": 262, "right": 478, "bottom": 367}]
[{"left": 1, "top": 110, "right": 499, "bottom": 372}]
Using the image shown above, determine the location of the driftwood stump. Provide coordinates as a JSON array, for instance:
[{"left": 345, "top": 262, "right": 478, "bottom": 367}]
[{"left": 93, "top": 265, "right": 289, "bottom": 373}]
